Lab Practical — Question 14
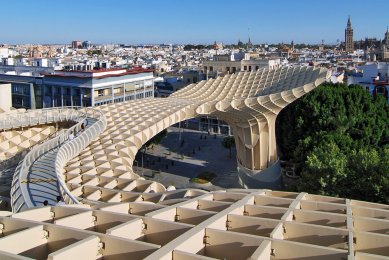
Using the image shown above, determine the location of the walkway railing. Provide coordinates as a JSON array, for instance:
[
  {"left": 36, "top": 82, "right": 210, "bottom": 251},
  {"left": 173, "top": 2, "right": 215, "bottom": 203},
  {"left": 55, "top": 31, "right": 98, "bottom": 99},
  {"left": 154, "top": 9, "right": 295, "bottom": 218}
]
[
  {"left": 9, "top": 107, "right": 107, "bottom": 212},
  {"left": 0, "top": 107, "right": 85, "bottom": 130},
  {"left": 54, "top": 108, "right": 107, "bottom": 205}
]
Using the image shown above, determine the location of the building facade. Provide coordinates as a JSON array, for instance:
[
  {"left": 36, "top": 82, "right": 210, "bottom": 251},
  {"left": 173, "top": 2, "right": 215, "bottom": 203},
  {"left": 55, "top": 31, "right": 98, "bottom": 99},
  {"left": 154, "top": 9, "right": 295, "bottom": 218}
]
[
  {"left": 0, "top": 67, "right": 154, "bottom": 109},
  {"left": 0, "top": 74, "right": 44, "bottom": 109},
  {"left": 0, "top": 83, "right": 12, "bottom": 111},
  {"left": 42, "top": 68, "right": 154, "bottom": 107},
  {"left": 203, "top": 53, "right": 281, "bottom": 78},
  {"left": 82, "top": 41, "right": 92, "bottom": 49},
  {"left": 71, "top": 41, "right": 82, "bottom": 49}
]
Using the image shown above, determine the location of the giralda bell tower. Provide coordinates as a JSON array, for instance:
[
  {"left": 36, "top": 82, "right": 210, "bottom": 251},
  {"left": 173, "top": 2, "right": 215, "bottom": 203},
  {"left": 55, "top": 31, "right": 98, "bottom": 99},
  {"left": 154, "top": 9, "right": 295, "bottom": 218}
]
[{"left": 345, "top": 16, "right": 354, "bottom": 52}]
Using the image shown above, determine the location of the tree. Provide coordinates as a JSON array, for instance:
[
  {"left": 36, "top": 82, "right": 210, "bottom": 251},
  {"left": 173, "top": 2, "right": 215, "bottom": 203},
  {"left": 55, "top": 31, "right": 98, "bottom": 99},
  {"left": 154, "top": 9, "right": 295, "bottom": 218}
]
[
  {"left": 346, "top": 148, "right": 389, "bottom": 203},
  {"left": 222, "top": 136, "right": 235, "bottom": 158},
  {"left": 276, "top": 82, "right": 389, "bottom": 203},
  {"left": 297, "top": 141, "right": 347, "bottom": 197},
  {"left": 87, "top": 50, "right": 102, "bottom": 56}
]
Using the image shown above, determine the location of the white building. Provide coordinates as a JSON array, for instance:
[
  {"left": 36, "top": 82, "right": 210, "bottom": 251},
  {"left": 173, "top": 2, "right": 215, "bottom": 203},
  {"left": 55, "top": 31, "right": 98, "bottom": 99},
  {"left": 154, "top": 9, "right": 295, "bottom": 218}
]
[
  {"left": 347, "top": 62, "right": 389, "bottom": 102},
  {"left": 203, "top": 53, "right": 281, "bottom": 77},
  {"left": 42, "top": 68, "right": 155, "bottom": 107},
  {"left": 0, "top": 67, "right": 155, "bottom": 109},
  {"left": 0, "top": 48, "right": 10, "bottom": 58}
]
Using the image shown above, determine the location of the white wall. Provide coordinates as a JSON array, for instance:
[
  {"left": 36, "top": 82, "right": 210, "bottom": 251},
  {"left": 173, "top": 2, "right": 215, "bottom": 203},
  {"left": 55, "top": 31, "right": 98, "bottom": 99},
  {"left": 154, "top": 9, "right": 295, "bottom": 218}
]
[
  {"left": 347, "top": 63, "right": 378, "bottom": 85},
  {"left": 0, "top": 48, "right": 9, "bottom": 59},
  {"left": 0, "top": 83, "right": 12, "bottom": 111},
  {"left": 377, "top": 62, "right": 389, "bottom": 79}
]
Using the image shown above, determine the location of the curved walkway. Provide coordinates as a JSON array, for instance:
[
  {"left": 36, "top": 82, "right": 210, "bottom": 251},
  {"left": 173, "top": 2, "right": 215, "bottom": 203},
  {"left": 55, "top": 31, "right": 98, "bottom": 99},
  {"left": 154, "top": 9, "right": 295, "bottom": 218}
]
[
  {"left": 26, "top": 146, "right": 60, "bottom": 206},
  {"left": 25, "top": 117, "right": 99, "bottom": 207},
  {"left": 9, "top": 109, "right": 106, "bottom": 212}
]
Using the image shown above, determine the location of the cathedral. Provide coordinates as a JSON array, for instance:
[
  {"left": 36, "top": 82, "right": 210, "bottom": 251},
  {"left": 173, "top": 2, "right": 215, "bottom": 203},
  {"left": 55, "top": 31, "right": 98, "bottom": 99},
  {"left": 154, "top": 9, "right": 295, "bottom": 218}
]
[{"left": 366, "top": 28, "right": 389, "bottom": 61}]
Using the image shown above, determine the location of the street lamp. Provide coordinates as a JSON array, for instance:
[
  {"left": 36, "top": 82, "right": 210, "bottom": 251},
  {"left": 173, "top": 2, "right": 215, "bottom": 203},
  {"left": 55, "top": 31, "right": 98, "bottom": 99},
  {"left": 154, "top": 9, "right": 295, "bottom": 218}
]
[
  {"left": 140, "top": 146, "right": 147, "bottom": 176},
  {"left": 178, "top": 121, "right": 182, "bottom": 141}
]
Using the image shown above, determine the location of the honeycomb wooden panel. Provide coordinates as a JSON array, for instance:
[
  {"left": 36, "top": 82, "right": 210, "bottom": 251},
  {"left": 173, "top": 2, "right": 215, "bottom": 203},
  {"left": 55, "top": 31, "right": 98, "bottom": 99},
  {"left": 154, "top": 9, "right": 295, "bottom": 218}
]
[{"left": 1, "top": 68, "right": 389, "bottom": 259}]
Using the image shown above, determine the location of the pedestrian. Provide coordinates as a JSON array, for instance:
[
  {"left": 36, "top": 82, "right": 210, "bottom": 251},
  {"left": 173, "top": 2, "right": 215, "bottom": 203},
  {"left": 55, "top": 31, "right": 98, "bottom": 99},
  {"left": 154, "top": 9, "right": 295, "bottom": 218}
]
[
  {"left": 68, "top": 131, "right": 75, "bottom": 141},
  {"left": 56, "top": 196, "right": 65, "bottom": 206},
  {"left": 43, "top": 200, "right": 48, "bottom": 206}
]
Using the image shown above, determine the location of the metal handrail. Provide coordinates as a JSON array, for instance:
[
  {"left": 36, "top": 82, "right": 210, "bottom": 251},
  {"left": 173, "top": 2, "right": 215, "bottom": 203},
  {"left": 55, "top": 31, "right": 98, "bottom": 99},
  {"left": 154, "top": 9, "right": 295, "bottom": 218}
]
[{"left": 0, "top": 106, "right": 84, "bottom": 130}]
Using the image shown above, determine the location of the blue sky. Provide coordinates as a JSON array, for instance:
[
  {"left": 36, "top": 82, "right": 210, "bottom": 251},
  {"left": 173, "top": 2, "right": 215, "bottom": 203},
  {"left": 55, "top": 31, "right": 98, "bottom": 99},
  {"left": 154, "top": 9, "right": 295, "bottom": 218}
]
[{"left": 2, "top": 0, "right": 389, "bottom": 44}]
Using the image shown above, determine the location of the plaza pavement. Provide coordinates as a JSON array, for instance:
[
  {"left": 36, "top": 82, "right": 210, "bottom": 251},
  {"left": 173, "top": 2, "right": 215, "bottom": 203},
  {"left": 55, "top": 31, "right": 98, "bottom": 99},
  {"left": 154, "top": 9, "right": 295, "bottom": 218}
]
[{"left": 134, "top": 126, "right": 241, "bottom": 190}]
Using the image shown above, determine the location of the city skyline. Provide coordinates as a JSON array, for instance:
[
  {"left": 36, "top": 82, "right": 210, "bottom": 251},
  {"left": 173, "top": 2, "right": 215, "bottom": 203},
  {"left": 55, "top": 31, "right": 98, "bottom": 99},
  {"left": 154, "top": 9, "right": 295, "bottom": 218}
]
[{"left": 2, "top": 0, "right": 389, "bottom": 45}]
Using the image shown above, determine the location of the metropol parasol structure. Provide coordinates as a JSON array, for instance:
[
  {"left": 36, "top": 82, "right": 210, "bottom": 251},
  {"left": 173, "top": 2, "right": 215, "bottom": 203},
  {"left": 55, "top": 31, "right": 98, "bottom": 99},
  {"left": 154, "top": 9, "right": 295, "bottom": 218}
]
[{"left": 0, "top": 66, "right": 388, "bottom": 259}]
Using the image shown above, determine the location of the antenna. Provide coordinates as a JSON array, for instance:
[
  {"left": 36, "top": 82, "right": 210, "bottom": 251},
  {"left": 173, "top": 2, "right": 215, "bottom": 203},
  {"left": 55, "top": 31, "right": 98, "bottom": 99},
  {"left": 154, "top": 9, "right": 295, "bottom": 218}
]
[{"left": 247, "top": 25, "right": 251, "bottom": 44}]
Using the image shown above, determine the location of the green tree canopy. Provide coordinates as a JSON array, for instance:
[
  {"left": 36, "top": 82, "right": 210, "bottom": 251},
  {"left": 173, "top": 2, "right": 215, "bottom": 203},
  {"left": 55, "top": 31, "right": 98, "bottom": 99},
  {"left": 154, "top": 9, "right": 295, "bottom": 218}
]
[
  {"left": 276, "top": 82, "right": 389, "bottom": 203},
  {"left": 87, "top": 50, "right": 102, "bottom": 56}
]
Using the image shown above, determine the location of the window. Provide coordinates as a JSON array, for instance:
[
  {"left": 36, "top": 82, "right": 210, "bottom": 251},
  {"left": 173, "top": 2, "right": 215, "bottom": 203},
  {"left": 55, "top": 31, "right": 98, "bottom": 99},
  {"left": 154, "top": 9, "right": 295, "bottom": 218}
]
[
  {"left": 53, "top": 87, "right": 60, "bottom": 96},
  {"left": 209, "top": 66, "right": 213, "bottom": 72},
  {"left": 45, "top": 86, "right": 52, "bottom": 96},
  {"left": 14, "top": 97, "right": 23, "bottom": 105},
  {"left": 35, "top": 86, "right": 42, "bottom": 95},
  {"left": 12, "top": 84, "right": 29, "bottom": 95},
  {"left": 244, "top": 66, "right": 247, "bottom": 71},
  {"left": 64, "top": 99, "right": 71, "bottom": 106},
  {"left": 144, "top": 80, "right": 153, "bottom": 87}
]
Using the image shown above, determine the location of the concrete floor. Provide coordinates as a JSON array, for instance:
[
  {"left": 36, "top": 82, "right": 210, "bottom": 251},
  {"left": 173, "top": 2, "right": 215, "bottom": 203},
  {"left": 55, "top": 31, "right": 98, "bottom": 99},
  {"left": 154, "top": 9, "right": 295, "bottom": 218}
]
[{"left": 134, "top": 127, "right": 241, "bottom": 191}]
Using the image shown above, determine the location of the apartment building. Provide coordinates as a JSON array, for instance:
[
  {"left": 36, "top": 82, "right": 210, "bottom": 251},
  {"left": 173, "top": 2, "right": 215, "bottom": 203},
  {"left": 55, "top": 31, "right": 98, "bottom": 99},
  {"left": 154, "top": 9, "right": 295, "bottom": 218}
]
[
  {"left": 0, "top": 67, "right": 154, "bottom": 109},
  {"left": 203, "top": 53, "right": 281, "bottom": 78},
  {"left": 42, "top": 68, "right": 154, "bottom": 107}
]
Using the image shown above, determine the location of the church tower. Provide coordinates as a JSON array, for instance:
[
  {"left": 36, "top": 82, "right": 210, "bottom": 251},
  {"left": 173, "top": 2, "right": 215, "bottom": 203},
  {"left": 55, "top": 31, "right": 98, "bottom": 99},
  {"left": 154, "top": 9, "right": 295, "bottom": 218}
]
[
  {"left": 345, "top": 16, "right": 354, "bottom": 52},
  {"left": 384, "top": 27, "right": 389, "bottom": 45}
]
